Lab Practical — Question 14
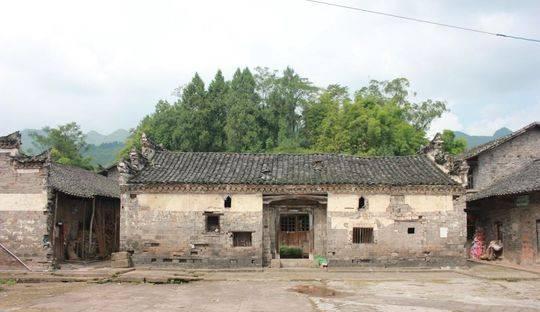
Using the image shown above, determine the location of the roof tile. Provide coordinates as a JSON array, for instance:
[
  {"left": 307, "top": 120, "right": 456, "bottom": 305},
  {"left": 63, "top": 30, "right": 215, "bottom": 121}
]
[{"left": 129, "top": 151, "right": 457, "bottom": 186}]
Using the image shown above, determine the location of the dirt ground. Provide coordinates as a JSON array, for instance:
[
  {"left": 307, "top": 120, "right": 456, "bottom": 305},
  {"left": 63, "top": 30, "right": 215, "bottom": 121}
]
[{"left": 1, "top": 270, "right": 540, "bottom": 312}]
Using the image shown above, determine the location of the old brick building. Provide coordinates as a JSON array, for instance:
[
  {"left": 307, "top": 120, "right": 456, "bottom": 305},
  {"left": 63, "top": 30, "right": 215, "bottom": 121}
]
[
  {"left": 0, "top": 132, "right": 120, "bottom": 270},
  {"left": 119, "top": 135, "right": 465, "bottom": 268},
  {"left": 463, "top": 122, "right": 540, "bottom": 265}
]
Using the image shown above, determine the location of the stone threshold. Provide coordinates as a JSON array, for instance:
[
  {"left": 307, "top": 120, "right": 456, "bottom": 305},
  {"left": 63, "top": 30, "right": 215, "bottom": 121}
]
[{"left": 467, "top": 258, "right": 540, "bottom": 275}]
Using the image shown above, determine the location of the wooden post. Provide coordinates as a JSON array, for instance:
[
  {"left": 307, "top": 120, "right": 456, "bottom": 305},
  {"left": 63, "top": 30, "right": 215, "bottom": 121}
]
[
  {"left": 88, "top": 197, "right": 96, "bottom": 255},
  {"left": 52, "top": 192, "right": 59, "bottom": 264},
  {"left": 82, "top": 200, "right": 86, "bottom": 259}
]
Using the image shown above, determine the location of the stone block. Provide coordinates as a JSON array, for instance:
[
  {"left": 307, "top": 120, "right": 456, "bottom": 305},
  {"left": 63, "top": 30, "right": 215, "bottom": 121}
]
[
  {"left": 111, "top": 258, "right": 133, "bottom": 268},
  {"left": 111, "top": 251, "right": 130, "bottom": 261}
]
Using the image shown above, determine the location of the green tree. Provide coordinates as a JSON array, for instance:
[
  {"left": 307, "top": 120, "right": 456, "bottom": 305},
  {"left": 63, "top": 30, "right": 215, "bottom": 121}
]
[
  {"left": 207, "top": 70, "right": 229, "bottom": 151},
  {"left": 314, "top": 78, "right": 442, "bottom": 156},
  {"left": 172, "top": 73, "right": 211, "bottom": 151},
  {"left": 265, "top": 67, "right": 317, "bottom": 149},
  {"left": 225, "top": 68, "right": 263, "bottom": 152},
  {"left": 31, "top": 122, "right": 94, "bottom": 170},
  {"left": 441, "top": 130, "right": 467, "bottom": 155},
  {"left": 356, "top": 78, "right": 447, "bottom": 131}
]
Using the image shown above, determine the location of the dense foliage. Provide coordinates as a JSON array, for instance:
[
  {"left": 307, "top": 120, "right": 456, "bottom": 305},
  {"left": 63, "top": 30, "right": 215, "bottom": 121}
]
[
  {"left": 31, "top": 122, "right": 94, "bottom": 170},
  {"left": 441, "top": 130, "right": 467, "bottom": 155},
  {"left": 123, "top": 67, "right": 450, "bottom": 157}
]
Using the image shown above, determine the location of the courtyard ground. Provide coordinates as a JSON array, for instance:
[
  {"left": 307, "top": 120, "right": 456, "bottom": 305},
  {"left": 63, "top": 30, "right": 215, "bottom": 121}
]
[{"left": 1, "top": 264, "right": 540, "bottom": 311}]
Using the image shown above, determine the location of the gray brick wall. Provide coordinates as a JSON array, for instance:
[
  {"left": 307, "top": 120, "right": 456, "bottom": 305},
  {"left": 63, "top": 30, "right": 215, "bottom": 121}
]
[
  {"left": 120, "top": 193, "right": 263, "bottom": 268},
  {"left": 0, "top": 152, "right": 50, "bottom": 269},
  {"left": 326, "top": 196, "right": 466, "bottom": 267},
  {"left": 473, "top": 192, "right": 539, "bottom": 265},
  {"left": 473, "top": 128, "right": 540, "bottom": 190}
]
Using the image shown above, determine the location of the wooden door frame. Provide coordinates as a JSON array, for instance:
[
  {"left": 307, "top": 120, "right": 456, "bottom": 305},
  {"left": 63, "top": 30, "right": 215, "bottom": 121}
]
[{"left": 275, "top": 208, "right": 314, "bottom": 259}]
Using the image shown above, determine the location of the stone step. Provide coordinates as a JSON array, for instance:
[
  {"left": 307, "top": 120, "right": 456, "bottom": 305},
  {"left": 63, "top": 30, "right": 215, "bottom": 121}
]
[{"left": 279, "top": 259, "right": 316, "bottom": 268}]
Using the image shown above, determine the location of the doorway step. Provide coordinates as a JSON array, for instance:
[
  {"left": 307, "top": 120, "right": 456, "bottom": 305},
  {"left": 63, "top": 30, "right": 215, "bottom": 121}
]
[{"left": 279, "top": 259, "right": 316, "bottom": 268}]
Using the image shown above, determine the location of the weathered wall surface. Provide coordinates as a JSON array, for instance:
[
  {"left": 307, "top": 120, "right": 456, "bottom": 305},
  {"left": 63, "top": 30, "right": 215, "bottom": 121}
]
[
  {"left": 474, "top": 192, "right": 540, "bottom": 265},
  {"left": 473, "top": 128, "right": 540, "bottom": 190},
  {"left": 0, "top": 152, "right": 49, "bottom": 269},
  {"left": 121, "top": 193, "right": 263, "bottom": 267},
  {"left": 326, "top": 192, "right": 466, "bottom": 266},
  {"left": 122, "top": 188, "right": 465, "bottom": 268}
]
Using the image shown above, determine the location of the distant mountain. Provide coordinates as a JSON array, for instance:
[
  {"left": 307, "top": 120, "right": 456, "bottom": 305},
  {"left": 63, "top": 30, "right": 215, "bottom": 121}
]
[
  {"left": 85, "top": 129, "right": 130, "bottom": 145},
  {"left": 82, "top": 142, "right": 125, "bottom": 167},
  {"left": 19, "top": 128, "right": 129, "bottom": 167},
  {"left": 454, "top": 127, "right": 513, "bottom": 148}
]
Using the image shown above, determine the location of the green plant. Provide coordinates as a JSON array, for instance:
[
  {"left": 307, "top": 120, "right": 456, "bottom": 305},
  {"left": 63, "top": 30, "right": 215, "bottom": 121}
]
[
  {"left": 314, "top": 255, "right": 328, "bottom": 266},
  {"left": 0, "top": 279, "right": 16, "bottom": 286},
  {"left": 279, "top": 245, "right": 303, "bottom": 258}
]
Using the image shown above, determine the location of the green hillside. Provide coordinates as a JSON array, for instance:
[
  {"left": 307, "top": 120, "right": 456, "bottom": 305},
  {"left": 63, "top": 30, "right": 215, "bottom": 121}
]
[
  {"left": 454, "top": 127, "right": 512, "bottom": 148},
  {"left": 20, "top": 128, "right": 128, "bottom": 167}
]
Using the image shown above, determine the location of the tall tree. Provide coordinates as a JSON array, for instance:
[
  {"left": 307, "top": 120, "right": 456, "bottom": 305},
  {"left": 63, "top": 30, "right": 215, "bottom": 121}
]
[
  {"left": 225, "top": 68, "right": 263, "bottom": 152},
  {"left": 264, "top": 67, "right": 317, "bottom": 150},
  {"left": 207, "top": 70, "right": 229, "bottom": 151},
  {"left": 172, "top": 73, "right": 211, "bottom": 151},
  {"left": 31, "top": 122, "right": 94, "bottom": 170}
]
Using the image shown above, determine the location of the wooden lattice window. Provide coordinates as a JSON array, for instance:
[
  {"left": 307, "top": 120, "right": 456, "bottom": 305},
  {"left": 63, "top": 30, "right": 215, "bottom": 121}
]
[
  {"left": 280, "top": 215, "right": 309, "bottom": 232},
  {"left": 233, "top": 232, "right": 252, "bottom": 247},
  {"left": 353, "top": 227, "right": 374, "bottom": 244}
]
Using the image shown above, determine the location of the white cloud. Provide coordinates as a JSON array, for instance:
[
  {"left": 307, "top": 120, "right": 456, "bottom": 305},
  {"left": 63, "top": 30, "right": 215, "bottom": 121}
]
[
  {"left": 0, "top": 0, "right": 539, "bottom": 135},
  {"left": 428, "top": 112, "right": 464, "bottom": 138}
]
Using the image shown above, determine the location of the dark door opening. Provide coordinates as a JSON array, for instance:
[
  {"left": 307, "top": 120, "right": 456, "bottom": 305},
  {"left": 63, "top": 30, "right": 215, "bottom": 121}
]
[
  {"left": 536, "top": 220, "right": 540, "bottom": 253},
  {"left": 278, "top": 214, "right": 311, "bottom": 258},
  {"left": 495, "top": 221, "right": 503, "bottom": 242}
]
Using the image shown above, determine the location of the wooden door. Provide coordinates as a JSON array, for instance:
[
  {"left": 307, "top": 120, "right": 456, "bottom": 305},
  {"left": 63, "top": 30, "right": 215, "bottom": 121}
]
[
  {"left": 53, "top": 223, "right": 65, "bottom": 262},
  {"left": 536, "top": 220, "right": 540, "bottom": 254},
  {"left": 279, "top": 214, "right": 311, "bottom": 258}
]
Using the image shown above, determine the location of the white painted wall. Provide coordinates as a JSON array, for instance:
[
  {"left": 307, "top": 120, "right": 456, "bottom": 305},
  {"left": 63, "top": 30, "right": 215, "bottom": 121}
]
[
  {"left": 136, "top": 193, "right": 263, "bottom": 212},
  {"left": 0, "top": 193, "right": 47, "bottom": 211}
]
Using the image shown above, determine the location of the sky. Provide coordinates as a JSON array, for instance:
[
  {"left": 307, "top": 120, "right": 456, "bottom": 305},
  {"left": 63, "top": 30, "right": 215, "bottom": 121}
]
[{"left": 0, "top": 0, "right": 539, "bottom": 137}]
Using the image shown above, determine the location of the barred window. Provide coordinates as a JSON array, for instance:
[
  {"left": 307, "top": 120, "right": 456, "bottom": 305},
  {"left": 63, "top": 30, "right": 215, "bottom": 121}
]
[
  {"left": 353, "top": 227, "right": 374, "bottom": 244},
  {"left": 233, "top": 232, "right": 252, "bottom": 247}
]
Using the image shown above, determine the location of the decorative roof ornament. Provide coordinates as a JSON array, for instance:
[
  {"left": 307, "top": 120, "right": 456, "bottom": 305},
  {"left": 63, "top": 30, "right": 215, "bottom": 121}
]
[
  {"left": 0, "top": 131, "right": 22, "bottom": 155},
  {"left": 421, "top": 133, "right": 467, "bottom": 187},
  {"left": 141, "top": 133, "right": 162, "bottom": 161},
  {"left": 261, "top": 163, "right": 271, "bottom": 180}
]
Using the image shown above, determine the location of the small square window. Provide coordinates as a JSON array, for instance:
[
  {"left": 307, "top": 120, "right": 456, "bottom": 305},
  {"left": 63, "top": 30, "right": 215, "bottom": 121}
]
[
  {"left": 407, "top": 227, "right": 415, "bottom": 234},
  {"left": 233, "top": 232, "right": 252, "bottom": 247},
  {"left": 353, "top": 227, "right": 374, "bottom": 244},
  {"left": 206, "top": 215, "right": 220, "bottom": 232}
]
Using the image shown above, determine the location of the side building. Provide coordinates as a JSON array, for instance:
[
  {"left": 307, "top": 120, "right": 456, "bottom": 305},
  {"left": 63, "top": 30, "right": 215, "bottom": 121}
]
[
  {"left": 0, "top": 132, "right": 120, "bottom": 270},
  {"left": 462, "top": 122, "right": 540, "bottom": 265},
  {"left": 118, "top": 134, "right": 466, "bottom": 268}
]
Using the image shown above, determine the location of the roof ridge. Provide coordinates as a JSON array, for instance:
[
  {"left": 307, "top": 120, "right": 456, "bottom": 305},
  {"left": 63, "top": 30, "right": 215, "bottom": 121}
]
[
  {"left": 157, "top": 150, "right": 424, "bottom": 159},
  {"left": 460, "top": 121, "right": 539, "bottom": 160}
]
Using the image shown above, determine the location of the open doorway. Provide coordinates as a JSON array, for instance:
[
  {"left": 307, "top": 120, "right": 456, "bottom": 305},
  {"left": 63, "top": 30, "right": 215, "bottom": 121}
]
[{"left": 278, "top": 214, "right": 311, "bottom": 258}]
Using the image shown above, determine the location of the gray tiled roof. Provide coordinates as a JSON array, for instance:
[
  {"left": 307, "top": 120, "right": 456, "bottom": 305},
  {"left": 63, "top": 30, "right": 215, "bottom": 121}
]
[
  {"left": 468, "top": 159, "right": 540, "bottom": 201},
  {"left": 49, "top": 163, "right": 120, "bottom": 198},
  {"left": 0, "top": 132, "right": 21, "bottom": 149},
  {"left": 460, "top": 122, "right": 539, "bottom": 160},
  {"left": 129, "top": 151, "right": 458, "bottom": 186}
]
